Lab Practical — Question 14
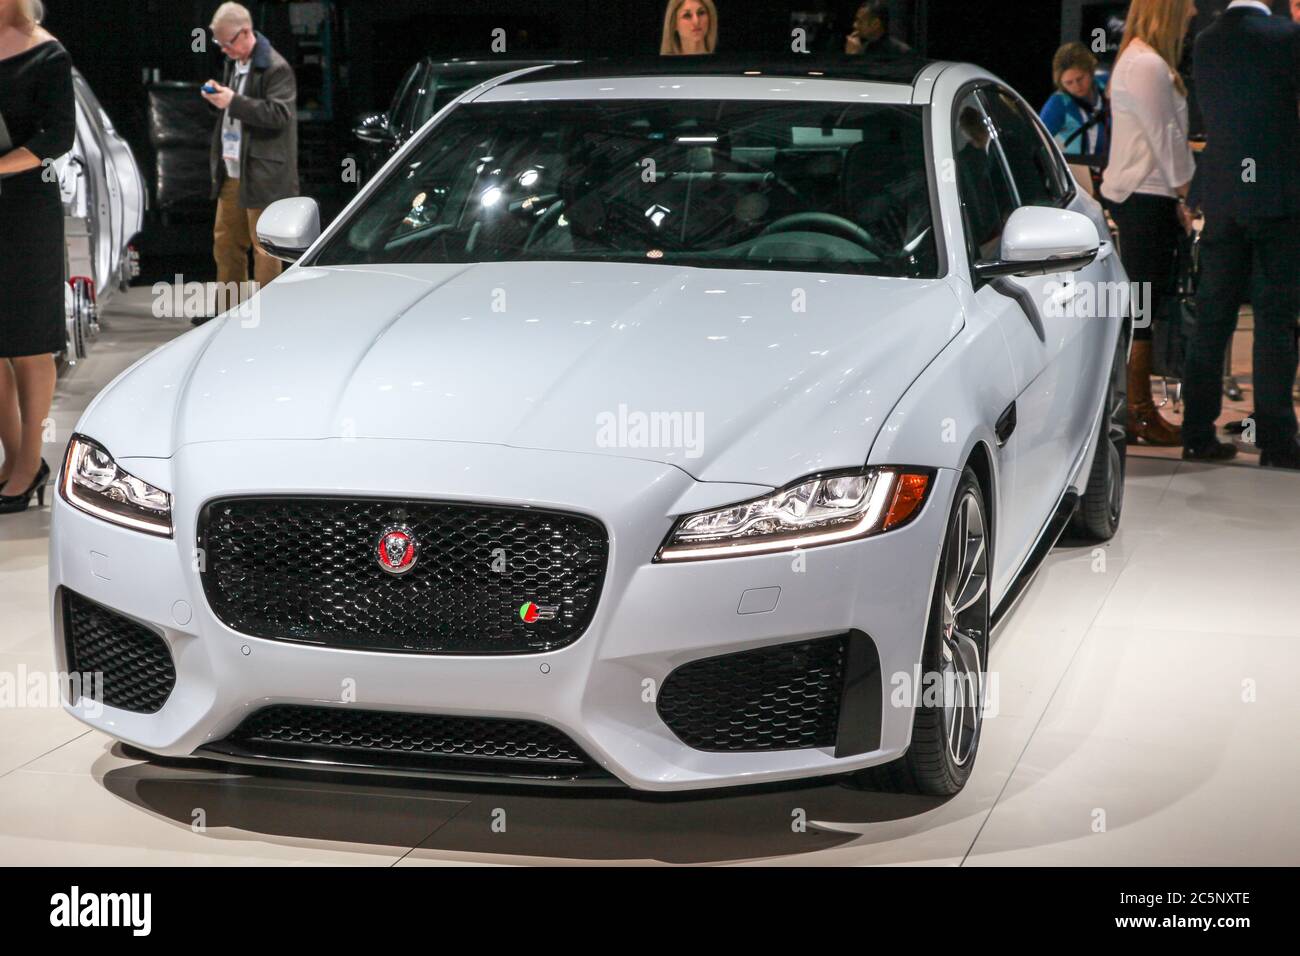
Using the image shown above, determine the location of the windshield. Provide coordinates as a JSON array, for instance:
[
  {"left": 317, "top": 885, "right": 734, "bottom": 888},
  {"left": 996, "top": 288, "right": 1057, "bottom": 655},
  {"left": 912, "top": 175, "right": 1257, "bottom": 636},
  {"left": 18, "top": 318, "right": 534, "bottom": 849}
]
[{"left": 312, "top": 99, "right": 938, "bottom": 278}]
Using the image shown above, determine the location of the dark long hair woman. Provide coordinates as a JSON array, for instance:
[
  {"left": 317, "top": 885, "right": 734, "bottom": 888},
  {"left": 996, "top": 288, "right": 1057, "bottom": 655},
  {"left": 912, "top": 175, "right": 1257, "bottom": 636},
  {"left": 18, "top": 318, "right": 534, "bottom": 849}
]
[{"left": 0, "top": 0, "right": 74, "bottom": 513}]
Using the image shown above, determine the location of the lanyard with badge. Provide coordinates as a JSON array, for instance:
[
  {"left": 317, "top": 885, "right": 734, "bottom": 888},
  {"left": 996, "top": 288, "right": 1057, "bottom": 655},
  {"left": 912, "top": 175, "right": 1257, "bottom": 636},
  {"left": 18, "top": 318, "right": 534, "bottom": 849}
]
[
  {"left": 222, "top": 66, "right": 249, "bottom": 164},
  {"left": 222, "top": 127, "right": 241, "bottom": 163}
]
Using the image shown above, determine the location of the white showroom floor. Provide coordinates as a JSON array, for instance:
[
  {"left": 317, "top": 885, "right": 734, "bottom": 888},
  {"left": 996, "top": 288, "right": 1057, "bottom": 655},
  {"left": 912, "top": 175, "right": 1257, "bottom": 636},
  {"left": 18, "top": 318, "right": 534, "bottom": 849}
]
[{"left": 1, "top": 290, "right": 1297, "bottom": 866}]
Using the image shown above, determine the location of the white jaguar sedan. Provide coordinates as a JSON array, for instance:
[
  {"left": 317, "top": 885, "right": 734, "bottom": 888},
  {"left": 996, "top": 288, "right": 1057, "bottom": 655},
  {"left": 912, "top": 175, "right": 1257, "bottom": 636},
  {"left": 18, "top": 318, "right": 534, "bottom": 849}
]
[{"left": 50, "top": 57, "right": 1128, "bottom": 794}]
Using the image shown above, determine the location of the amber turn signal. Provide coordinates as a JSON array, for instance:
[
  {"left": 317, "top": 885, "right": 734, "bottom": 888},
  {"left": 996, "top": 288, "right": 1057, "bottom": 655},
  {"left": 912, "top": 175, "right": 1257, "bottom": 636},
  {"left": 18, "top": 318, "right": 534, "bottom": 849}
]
[{"left": 882, "top": 471, "right": 931, "bottom": 530}]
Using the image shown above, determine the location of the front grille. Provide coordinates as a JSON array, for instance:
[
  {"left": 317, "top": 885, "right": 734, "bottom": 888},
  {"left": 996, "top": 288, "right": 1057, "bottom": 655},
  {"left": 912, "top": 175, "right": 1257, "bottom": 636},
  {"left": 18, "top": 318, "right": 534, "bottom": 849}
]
[
  {"left": 657, "top": 635, "right": 848, "bottom": 752},
  {"left": 62, "top": 589, "right": 177, "bottom": 714},
  {"left": 207, "top": 705, "right": 605, "bottom": 780},
  {"left": 198, "top": 496, "right": 609, "bottom": 654}
]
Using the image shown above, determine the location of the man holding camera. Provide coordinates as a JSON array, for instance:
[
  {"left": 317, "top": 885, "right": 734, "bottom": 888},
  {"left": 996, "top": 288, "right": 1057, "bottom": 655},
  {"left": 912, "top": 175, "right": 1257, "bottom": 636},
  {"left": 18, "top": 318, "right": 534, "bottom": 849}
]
[{"left": 201, "top": 2, "right": 298, "bottom": 301}]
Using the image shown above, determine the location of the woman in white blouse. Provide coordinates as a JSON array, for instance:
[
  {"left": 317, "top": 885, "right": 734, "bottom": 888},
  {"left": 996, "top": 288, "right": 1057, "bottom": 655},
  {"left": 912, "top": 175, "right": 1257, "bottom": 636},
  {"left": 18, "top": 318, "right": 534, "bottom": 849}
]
[{"left": 1101, "top": 0, "right": 1198, "bottom": 446}]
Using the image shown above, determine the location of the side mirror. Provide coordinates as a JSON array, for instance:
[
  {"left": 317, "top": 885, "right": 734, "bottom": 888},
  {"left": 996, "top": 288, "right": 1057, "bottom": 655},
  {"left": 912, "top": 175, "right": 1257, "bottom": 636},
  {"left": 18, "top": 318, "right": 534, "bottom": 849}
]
[
  {"left": 353, "top": 112, "right": 398, "bottom": 146},
  {"left": 257, "top": 197, "right": 320, "bottom": 263},
  {"left": 973, "top": 206, "right": 1100, "bottom": 281}
]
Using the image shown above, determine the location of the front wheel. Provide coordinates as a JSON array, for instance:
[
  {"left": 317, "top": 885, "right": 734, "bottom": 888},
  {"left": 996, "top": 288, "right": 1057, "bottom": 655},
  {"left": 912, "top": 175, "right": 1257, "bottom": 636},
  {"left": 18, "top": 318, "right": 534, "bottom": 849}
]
[{"left": 855, "top": 467, "right": 990, "bottom": 796}]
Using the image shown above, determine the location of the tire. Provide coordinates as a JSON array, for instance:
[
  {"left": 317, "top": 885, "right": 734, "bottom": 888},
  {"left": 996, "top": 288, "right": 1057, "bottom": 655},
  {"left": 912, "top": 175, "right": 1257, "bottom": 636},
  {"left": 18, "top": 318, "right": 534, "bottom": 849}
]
[
  {"left": 854, "top": 467, "right": 991, "bottom": 796},
  {"left": 1071, "top": 335, "right": 1126, "bottom": 542},
  {"left": 70, "top": 278, "right": 93, "bottom": 360},
  {"left": 72, "top": 290, "right": 87, "bottom": 360}
]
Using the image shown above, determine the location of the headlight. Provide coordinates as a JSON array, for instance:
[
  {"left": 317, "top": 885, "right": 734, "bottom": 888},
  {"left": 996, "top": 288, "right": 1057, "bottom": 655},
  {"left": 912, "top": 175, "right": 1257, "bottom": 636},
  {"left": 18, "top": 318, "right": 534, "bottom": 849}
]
[
  {"left": 655, "top": 467, "right": 933, "bottom": 562},
  {"left": 60, "top": 435, "right": 173, "bottom": 537}
]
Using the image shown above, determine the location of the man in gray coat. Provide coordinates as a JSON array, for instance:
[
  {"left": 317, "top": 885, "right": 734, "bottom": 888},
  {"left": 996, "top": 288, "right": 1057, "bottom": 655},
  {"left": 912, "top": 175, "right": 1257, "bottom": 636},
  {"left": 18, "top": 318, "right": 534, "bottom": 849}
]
[{"left": 202, "top": 2, "right": 298, "bottom": 296}]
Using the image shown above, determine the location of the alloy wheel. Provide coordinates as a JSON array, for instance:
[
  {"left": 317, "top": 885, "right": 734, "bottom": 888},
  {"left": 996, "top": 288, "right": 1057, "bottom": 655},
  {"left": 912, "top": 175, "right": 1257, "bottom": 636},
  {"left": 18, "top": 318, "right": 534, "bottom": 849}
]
[{"left": 939, "top": 490, "right": 989, "bottom": 768}]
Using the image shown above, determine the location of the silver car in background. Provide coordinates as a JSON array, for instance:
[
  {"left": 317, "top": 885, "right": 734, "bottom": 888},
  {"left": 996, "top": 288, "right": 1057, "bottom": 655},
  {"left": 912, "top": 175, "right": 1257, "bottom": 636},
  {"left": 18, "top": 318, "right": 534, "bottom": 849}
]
[{"left": 55, "top": 68, "right": 146, "bottom": 365}]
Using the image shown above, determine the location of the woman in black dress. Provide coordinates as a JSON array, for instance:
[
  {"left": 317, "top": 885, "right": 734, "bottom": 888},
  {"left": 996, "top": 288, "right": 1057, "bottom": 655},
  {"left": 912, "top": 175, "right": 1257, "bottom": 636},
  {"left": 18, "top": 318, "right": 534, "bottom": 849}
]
[{"left": 0, "top": 0, "right": 74, "bottom": 513}]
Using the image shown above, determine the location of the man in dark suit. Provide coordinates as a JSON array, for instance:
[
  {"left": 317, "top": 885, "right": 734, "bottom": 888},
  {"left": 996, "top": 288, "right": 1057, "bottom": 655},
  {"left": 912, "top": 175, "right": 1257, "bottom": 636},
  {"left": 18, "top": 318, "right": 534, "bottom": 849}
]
[
  {"left": 1183, "top": 1, "right": 1300, "bottom": 467},
  {"left": 844, "top": 1, "right": 912, "bottom": 56}
]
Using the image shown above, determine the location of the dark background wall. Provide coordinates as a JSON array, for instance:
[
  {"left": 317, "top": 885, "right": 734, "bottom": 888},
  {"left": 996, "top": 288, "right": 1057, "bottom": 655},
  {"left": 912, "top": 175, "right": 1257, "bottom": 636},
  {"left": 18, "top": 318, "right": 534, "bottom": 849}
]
[{"left": 42, "top": 0, "right": 1071, "bottom": 182}]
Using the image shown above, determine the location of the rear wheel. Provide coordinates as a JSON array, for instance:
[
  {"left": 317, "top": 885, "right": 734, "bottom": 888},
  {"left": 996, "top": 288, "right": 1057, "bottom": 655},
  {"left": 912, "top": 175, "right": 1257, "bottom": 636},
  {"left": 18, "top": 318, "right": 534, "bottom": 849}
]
[
  {"left": 855, "top": 467, "right": 990, "bottom": 796},
  {"left": 1071, "top": 336, "right": 1126, "bottom": 542}
]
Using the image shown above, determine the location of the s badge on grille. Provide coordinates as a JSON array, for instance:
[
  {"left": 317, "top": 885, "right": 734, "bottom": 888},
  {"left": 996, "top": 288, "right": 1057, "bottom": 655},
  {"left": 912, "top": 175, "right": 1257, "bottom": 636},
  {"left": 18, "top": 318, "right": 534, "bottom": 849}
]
[
  {"left": 376, "top": 527, "right": 418, "bottom": 575},
  {"left": 519, "top": 601, "right": 559, "bottom": 623}
]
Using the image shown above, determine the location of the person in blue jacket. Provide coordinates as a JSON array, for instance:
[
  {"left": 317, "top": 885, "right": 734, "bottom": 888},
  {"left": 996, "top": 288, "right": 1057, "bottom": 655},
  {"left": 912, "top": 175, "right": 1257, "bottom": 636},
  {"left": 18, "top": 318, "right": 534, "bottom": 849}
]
[{"left": 1040, "top": 42, "right": 1110, "bottom": 161}]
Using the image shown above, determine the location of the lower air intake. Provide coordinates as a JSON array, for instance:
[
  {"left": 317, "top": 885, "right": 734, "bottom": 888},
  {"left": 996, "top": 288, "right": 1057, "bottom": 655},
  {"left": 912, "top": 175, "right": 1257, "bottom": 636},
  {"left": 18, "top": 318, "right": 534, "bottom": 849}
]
[{"left": 657, "top": 635, "right": 849, "bottom": 752}]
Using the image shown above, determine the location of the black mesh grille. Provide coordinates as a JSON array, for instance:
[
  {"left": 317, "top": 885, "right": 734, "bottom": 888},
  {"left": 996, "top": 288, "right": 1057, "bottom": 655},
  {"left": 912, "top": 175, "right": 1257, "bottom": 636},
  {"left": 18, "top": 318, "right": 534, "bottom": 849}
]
[
  {"left": 212, "top": 705, "right": 603, "bottom": 779},
  {"left": 198, "top": 496, "right": 609, "bottom": 654},
  {"left": 62, "top": 589, "right": 176, "bottom": 714},
  {"left": 657, "top": 635, "right": 848, "bottom": 752}
]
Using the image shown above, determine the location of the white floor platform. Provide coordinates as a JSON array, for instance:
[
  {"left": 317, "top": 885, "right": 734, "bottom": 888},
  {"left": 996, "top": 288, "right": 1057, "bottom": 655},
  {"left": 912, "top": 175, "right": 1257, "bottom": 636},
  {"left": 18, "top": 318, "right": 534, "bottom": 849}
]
[{"left": 1, "top": 291, "right": 1297, "bottom": 866}]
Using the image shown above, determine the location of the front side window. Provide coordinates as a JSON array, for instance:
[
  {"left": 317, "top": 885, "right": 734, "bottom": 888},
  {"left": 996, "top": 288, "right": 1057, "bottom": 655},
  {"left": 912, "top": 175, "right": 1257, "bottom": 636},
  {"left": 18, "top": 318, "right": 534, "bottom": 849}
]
[
  {"left": 311, "top": 99, "right": 939, "bottom": 278},
  {"left": 981, "top": 87, "right": 1068, "bottom": 208},
  {"left": 953, "top": 91, "right": 1017, "bottom": 262}
]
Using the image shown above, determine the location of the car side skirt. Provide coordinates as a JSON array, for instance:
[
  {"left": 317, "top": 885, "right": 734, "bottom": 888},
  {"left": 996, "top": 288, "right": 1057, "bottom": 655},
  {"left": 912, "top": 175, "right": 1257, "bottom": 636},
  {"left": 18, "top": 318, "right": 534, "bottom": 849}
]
[{"left": 990, "top": 490, "right": 1080, "bottom": 630}]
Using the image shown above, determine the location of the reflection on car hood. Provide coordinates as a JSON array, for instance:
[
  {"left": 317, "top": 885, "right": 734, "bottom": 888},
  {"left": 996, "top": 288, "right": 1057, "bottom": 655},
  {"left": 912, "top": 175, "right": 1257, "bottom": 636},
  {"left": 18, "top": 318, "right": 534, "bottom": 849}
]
[{"left": 90, "top": 262, "right": 962, "bottom": 485}]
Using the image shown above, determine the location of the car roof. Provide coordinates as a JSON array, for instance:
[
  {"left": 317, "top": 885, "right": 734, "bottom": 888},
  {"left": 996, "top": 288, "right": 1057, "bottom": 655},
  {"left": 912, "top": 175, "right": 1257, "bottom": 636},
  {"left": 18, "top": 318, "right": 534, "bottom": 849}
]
[
  {"left": 501, "top": 54, "right": 938, "bottom": 86},
  {"left": 476, "top": 55, "right": 958, "bottom": 106}
]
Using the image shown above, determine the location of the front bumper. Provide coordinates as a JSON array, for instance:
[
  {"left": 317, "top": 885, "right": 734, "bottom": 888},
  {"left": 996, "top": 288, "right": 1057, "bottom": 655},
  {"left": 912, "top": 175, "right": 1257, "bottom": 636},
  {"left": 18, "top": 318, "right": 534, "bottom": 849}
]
[{"left": 50, "top": 438, "right": 953, "bottom": 791}]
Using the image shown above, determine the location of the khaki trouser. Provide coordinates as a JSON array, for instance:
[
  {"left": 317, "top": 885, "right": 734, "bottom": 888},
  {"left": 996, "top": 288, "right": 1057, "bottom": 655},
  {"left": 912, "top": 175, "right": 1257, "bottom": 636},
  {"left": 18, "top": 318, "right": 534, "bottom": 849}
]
[{"left": 213, "top": 177, "right": 281, "bottom": 299}]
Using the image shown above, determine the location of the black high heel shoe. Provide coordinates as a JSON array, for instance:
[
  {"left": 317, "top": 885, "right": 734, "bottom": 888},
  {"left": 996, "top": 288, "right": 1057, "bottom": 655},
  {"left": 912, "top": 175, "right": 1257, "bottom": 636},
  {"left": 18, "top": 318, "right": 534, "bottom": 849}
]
[{"left": 0, "top": 459, "right": 51, "bottom": 514}]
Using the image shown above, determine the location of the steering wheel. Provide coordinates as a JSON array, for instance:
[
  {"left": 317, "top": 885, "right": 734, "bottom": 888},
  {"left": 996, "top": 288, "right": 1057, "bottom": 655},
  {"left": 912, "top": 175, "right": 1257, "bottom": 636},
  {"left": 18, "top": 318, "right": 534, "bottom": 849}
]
[
  {"left": 761, "top": 212, "right": 880, "bottom": 248},
  {"left": 524, "top": 199, "right": 567, "bottom": 251}
]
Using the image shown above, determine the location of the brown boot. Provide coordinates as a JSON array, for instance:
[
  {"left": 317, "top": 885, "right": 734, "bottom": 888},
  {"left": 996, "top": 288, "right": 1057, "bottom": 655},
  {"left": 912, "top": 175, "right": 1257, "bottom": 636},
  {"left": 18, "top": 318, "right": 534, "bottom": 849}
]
[{"left": 1127, "top": 341, "right": 1182, "bottom": 446}]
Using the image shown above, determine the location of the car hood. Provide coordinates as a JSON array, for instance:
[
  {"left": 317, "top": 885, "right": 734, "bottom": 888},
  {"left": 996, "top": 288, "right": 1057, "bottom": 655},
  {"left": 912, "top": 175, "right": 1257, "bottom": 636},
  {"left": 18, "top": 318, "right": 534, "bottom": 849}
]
[{"left": 87, "top": 262, "right": 962, "bottom": 485}]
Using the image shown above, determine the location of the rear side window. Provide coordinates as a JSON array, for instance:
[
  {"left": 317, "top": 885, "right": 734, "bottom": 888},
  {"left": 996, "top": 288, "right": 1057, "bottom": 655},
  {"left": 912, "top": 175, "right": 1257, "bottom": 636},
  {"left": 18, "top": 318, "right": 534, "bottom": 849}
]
[{"left": 981, "top": 87, "right": 1069, "bottom": 207}]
